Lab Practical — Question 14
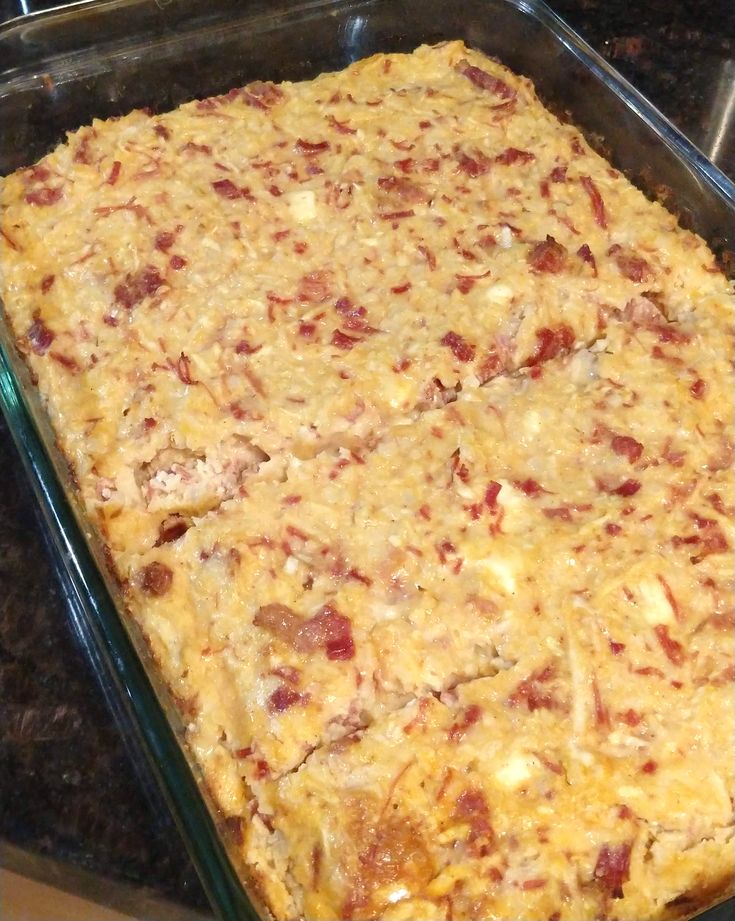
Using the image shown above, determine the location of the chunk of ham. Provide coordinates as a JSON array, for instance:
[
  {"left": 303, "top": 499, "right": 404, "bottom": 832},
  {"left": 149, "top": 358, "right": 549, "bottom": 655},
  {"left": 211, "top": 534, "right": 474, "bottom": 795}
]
[{"left": 254, "top": 602, "right": 355, "bottom": 660}]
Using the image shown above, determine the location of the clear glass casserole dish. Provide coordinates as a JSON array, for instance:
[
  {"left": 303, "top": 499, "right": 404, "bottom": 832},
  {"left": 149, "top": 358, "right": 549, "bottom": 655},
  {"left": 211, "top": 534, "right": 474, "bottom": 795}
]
[{"left": 0, "top": 1, "right": 733, "bottom": 919}]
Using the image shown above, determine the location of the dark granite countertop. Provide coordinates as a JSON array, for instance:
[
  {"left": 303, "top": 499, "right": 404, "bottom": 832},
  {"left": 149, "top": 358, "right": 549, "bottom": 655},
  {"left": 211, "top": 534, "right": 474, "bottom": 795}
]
[{"left": 1, "top": 1, "right": 734, "bottom": 917}]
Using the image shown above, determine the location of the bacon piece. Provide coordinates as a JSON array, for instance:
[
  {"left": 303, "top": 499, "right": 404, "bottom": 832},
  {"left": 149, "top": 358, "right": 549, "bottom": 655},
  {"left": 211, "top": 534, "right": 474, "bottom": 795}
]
[
  {"left": 453, "top": 236, "right": 477, "bottom": 262},
  {"left": 571, "top": 138, "right": 585, "bottom": 156},
  {"left": 25, "top": 186, "right": 62, "bottom": 206},
  {"left": 50, "top": 352, "right": 79, "bottom": 373},
  {"left": 377, "top": 175, "right": 429, "bottom": 203},
  {"left": 342, "top": 307, "right": 378, "bottom": 336},
  {"left": 457, "top": 61, "right": 515, "bottom": 99},
  {"left": 623, "top": 295, "right": 662, "bottom": 332},
  {"left": 657, "top": 324, "right": 690, "bottom": 346},
  {"left": 706, "top": 493, "right": 728, "bottom": 519},
  {"left": 40, "top": 274, "right": 55, "bottom": 293},
  {"left": 272, "top": 664, "right": 301, "bottom": 684},
  {"left": 241, "top": 80, "right": 284, "bottom": 109},
  {"left": 254, "top": 603, "right": 303, "bottom": 646},
  {"left": 448, "top": 704, "right": 482, "bottom": 742},
  {"left": 485, "top": 481, "right": 502, "bottom": 509},
  {"left": 268, "top": 685, "right": 307, "bottom": 713},
  {"left": 392, "top": 357, "right": 411, "bottom": 373},
  {"left": 1, "top": 228, "right": 21, "bottom": 251},
  {"left": 26, "top": 315, "right": 55, "bottom": 355},
  {"left": 608, "top": 244, "right": 654, "bottom": 282},
  {"left": 73, "top": 132, "right": 94, "bottom": 165},
  {"left": 685, "top": 516, "right": 729, "bottom": 562},
  {"left": 106, "top": 160, "right": 122, "bottom": 185},
  {"left": 139, "top": 561, "right": 173, "bottom": 596},
  {"left": 528, "top": 235, "right": 567, "bottom": 273},
  {"left": 295, "top": 138, "right": 330, "bottom": 155},
  {"left": 391, "top": 282, "right": 412, "bottom": 294},
  {"left": 454, "top": 788, "right": 494, "bottom": 855},
  {"left": 182, "top": 141, "right": 212, "bottom": 156},
  {"left": 114, "top": 265, "right": 164, "bottom": 309},
  {"left": 331, "top": 329, "right": 360, "bottom": 350},
  {"left": 611, "top": 435, "right": 643, "bottom": 464},
  {"left": 514, "top": 478, "right": 545, "bottom": 497},
  {"left": 455, "top": 149, "right": 492, "bottom": 177},
  {"left": 252, "top": 758, "right": 270, "bottom": 780},
  {"left": 28, "top": 164, "right": 51, "bottom": 182},
  {"left": 266, "top": 291, "right": 292, "bottom": 306},
  {"left": 436, "top": 539, "right": 457, "bottom": 565},
  {"left": 528, "top": 324, "right": 574, "bottom": 365},
  {"left": 154, "top": 230, "right": 176, "bottom": 252},
  {"left": 634, "top": 665, "right": 665, "bottom": 680},
  {"left": 454, "top": 267, "right": 492, "bottom": 294},
  {"left": 592, "top": 679, "right": 610, "bottom": 728},
  {"left": 550, "top": 165, "right": 567, "bottom": 182},
  {"left": 156, "top": 514, "right": 190, "bottom": 545},
  {"left": 597, "top": 477, "right": 641, "bottom": 498},
  {"left": 579, "top": 175, "right": 607, "bottom": 228},
  {"left": 577, "top": 243, "right": 597, "bottom": 275},
  {"left": 310, "top": 843, "right": 323, "bottom": 891},
  {"left": 326, "top": 114, "right": 356, "bottom": 134},
  {"left": 235, "top": 339, "right": 261, "bottom": 355},
  {"left": 347, "top": 566, "right": 371, "bottom": 586},
  {"left": 654, "top": 624, "right": 685, "bottom": 666},
  {"left": 153, "top": 124, "right": 170, "bottom": 140},
  {"left": 379, "top": 209, "right": 415, "bottom": 221},
  {"left": 450, "top": 451, "right": 470, "bottom": 485},
  {"left": 94, "top": 199, "right": 152, "bottom": 223},
  {"left": 495, "top": 147, "right": 535, "bottom": 166},
  {"left": 508, "top": 664, "right": 557, "bottom": 711},
  {"left": 441, "top": 331, "right": 475, "bottom": 362},
  {"left": 454, "top": 788, "right": 489, "bottom": 820},
  {"left": 543, "top": 506, "right": 572, "bottom": 522},
  {"left": 335, "top": 300, "right": 377, "bottom": 334},
  {"left": 169, "top": 254, "right": 187, "bottom": 270},
  {"left": 298, "top": 605, "right": 355, "bottom": 660},
  {"left": 298, "top": 270, "right": 332, "bottom": 303},
  {"left": 477, "top": 337, "right": 512, "bottom": 382},
  {"left": 176, "top": 352, "right": 196, "bottom": 385},
  {"left": 212, "top": 178, "right": 252, "bottom": 200},
  {"left": 594, "top": 843, "right": 631, "bottom": 898},
  {"left": 418, "top": 244, "right": 437, "bottom": 270},
  {"left": 690, "top": 378, "right": 707, "bottom": 400}
]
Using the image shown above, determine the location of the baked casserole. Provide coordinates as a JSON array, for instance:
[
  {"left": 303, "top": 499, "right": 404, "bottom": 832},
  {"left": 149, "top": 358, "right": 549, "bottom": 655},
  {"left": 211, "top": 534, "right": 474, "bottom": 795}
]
[{"left": 1, "top": 41, "right": 733, "bottom": 920}]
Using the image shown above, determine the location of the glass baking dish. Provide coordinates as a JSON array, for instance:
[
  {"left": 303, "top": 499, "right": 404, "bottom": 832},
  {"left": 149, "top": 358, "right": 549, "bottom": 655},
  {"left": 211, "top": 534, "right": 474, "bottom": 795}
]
[{"left": 1, "top": 1, "right": 733, "bottom": 919}]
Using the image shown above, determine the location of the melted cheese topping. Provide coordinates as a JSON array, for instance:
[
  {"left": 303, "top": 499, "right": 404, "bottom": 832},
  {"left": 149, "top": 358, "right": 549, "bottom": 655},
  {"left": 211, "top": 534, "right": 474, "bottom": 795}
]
[{"left": 1, "top": 41, "right": 733, "bottom": 921}]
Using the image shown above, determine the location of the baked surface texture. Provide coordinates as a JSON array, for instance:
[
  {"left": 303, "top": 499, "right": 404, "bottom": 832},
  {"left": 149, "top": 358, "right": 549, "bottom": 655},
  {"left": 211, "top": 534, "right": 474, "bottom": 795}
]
[{"left": 1, "top": 40, "right": 733, "bottom": 921}]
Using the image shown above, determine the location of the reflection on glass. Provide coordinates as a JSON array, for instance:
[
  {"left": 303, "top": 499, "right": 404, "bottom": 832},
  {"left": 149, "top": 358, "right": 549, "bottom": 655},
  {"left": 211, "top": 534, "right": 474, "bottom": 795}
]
[
  {"left": 701, "top": 58, "right": 735, "bottom": 171},
  {"left": 342, "top": 14, "right": 366, "bottom": 63}
]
